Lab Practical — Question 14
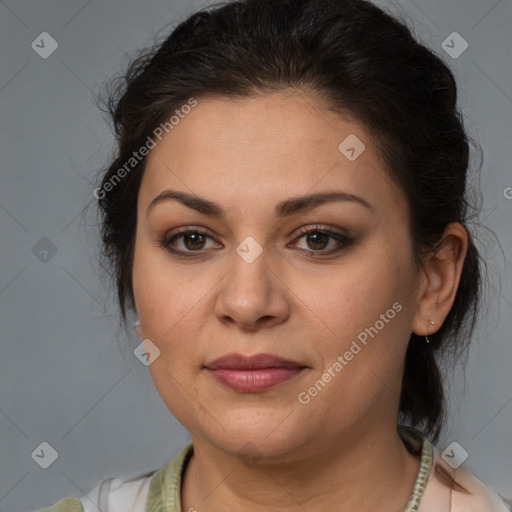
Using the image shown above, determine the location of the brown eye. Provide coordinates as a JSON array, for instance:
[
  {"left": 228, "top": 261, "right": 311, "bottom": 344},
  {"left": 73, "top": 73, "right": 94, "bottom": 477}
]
[
  {"left": 304, "top": 231, "right": 330, "bottom": 250},
  {"left": 291, "top": 226, "right": 354, "bottom": 256},
  {"left": 182, "top": 232, "right": 207, "bottom": 250},
  {"left": 159, "top": 229, "right": 218, "bottom": 258},
  {"left": 158, "top": 225, "right": 353, "bottom": 259}
]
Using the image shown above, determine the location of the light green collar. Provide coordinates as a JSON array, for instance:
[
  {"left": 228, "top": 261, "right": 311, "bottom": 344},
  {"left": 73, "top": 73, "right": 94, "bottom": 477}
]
[
  {"left": 146, "top": 427, "right": 433, "bottom": 512},
  {"left": 145, "top": 443, "right": 194, "bottom": 512}
]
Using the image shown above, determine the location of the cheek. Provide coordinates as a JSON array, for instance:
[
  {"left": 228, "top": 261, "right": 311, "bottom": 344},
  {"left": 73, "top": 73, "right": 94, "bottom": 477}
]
[
  {"left": 132, "top": 231, "right": 178, "bottom": 316},
  {"left": 309, "top": 251, "right": 415, "bottom": 381},
  {"left": 317, "top": 255, "right": 402, "bottom": 327},
  {"left": 132, "top": 242, "right": 211, "bottom": 360},
  {"left": 132, "top": 237, "right": 176, "bottom": 340}
]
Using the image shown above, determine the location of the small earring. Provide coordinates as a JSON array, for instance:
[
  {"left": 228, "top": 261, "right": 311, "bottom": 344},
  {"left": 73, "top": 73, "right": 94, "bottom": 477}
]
[
  {"left": 425, "top": 320, "right": 435, "bottom": 344},
  {"left": 134, "top": 319, "right": 142, "bottom": 339}
]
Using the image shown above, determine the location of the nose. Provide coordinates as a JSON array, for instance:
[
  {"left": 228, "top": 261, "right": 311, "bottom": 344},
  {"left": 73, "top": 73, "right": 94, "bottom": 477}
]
[{"left": 213, "top": 246, "right": 291, "bottom": 332}]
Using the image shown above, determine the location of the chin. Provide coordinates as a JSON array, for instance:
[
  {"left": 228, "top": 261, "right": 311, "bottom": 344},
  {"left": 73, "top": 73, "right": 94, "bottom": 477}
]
[{"left": 196, "top": 411, "right": 309, "bottom": 461}]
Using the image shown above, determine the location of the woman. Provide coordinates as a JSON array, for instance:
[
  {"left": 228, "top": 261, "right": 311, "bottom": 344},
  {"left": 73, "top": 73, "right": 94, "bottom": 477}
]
[{"left": 38, "top": 0, "right": 511, "bottom": 510}]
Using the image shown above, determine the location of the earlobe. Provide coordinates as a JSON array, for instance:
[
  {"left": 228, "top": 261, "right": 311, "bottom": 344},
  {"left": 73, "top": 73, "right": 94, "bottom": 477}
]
[{"left": 412, "top": 222, "right": 468, "bottom": 336}]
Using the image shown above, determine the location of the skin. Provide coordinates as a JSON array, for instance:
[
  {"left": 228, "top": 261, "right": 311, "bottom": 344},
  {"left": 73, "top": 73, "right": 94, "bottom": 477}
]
[{"left": 132, "top": 89, "right": 468, "bottom": 512}]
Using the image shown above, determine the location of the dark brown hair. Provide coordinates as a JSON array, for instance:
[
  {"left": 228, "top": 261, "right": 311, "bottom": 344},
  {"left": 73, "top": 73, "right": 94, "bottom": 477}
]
[{"left": 95, "top": 0, "right": 485, "bottom": 443}]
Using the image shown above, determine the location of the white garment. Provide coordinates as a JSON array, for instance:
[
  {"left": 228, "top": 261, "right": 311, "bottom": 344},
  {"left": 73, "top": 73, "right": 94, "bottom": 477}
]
[
  {"left": 80, "top": 470, "right": 154, "bottom": 512},
  {"left": 69, "top": 455, "right": 512, "bottom": 512},
  {"left": 33, "top": 433, "right": 512, "bottom": 512}
]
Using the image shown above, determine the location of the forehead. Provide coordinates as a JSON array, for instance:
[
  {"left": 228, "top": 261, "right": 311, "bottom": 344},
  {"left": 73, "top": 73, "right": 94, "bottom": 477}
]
[{"left": 139, "top": 91, "right": 403, "bottom": 215}]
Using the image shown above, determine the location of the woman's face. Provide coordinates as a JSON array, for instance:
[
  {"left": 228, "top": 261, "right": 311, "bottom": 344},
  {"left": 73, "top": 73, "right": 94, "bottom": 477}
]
[{"left": 132, "top": 90, "right": 424, "bottom": 461}]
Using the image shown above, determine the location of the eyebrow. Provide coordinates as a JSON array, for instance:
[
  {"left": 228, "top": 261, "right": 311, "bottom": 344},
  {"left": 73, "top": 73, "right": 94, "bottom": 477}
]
[{"left": 146, "top": 189, "right": 375, "bottom": 218}]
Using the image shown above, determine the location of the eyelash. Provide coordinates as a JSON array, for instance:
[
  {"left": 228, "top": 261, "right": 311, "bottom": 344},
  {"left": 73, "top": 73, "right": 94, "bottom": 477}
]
[{"left": 157, "top": 225, "right": 354, "bottom": 259}]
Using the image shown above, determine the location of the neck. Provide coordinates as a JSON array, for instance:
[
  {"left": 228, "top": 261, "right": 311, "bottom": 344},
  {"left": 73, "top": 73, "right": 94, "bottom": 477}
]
[{"left": 181, "top": 424, "right": 421, "bottom": 512}]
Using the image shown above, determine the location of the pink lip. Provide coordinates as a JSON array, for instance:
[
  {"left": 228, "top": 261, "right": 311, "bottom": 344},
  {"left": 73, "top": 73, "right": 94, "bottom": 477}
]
[{"left": 204, "top": 353, "right": 307, "bottom": 392}]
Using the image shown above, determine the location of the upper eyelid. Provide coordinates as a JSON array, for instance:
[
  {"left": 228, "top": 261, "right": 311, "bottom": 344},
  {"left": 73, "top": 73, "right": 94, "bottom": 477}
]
[{"left": 167, "top": 224, "right": 347, "bottom": 239}]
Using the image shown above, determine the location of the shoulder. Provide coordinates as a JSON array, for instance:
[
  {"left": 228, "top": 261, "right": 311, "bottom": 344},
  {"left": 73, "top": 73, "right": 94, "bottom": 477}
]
[
  {"left": 422, "top": 440, "right": 512, "bottom": 512},
  {"left": 397, "top": 425, "right": 511, "bottom": 512},
  {"left": 35, "top": 468, "right": 157, "bottom": 512},
  {"left": 34, "top": 444, "right": 194, "bottom": 512},
  {"left": 449, "top": 462, "right": 512, "bottom": 512}
]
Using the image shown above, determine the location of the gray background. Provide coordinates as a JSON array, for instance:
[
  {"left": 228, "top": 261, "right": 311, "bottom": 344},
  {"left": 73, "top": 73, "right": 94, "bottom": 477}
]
[{"left": 0, "top": 0, "right": 510, "bottom": 510}]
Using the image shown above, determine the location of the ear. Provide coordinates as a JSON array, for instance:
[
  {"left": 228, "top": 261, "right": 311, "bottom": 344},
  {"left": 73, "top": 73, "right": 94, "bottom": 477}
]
[{"left": 412, "top": 222, "right": 468, "bottom": 336}]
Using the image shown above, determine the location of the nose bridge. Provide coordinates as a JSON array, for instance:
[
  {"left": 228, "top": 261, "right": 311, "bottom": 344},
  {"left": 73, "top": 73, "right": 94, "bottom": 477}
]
[
  {"left": 214, "top": 237, "right": 289, "bottom": 328},
  {"left": 227, "top": 236, "right": 272, "bottom": 301}
]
